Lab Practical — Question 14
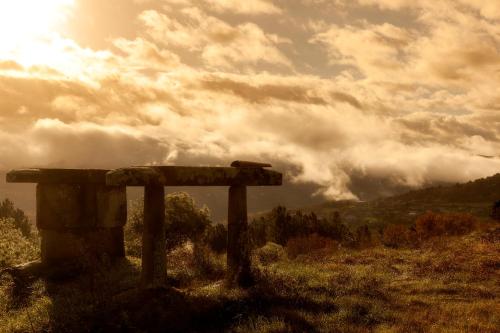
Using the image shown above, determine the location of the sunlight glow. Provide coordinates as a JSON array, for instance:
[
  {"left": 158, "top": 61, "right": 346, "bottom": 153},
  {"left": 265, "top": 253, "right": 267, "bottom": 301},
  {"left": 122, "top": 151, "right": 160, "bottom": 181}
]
[{"left": 0, "top": 0, "right": 74, "bottom": 66}]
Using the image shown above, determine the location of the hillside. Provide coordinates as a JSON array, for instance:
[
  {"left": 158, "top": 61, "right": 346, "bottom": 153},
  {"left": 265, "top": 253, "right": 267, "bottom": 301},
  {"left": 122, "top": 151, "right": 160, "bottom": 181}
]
[
  {"left": 1, "top": 225, "right": 499, "bottom": 332},
  {"left": 297, "top": 173, "right": 500, "bottom": 229}
]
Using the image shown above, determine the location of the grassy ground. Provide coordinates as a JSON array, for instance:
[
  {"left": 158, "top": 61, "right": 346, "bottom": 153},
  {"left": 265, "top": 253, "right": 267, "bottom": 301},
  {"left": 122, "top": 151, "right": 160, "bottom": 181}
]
[{"left": 0, "top": 227, "right": 499, "bottom": 333}]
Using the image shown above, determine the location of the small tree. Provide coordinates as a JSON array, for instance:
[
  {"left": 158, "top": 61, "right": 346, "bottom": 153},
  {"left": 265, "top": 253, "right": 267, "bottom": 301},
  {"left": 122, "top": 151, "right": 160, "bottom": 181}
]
[
  {"left": 165, "top": 192, "right": 211, "bottom": 249},
  {"left": 126, "top": 192, "right": 212, "bottom": 253},
  {"left": 354, "top": 225, "right": 372, "bottom": 248},
  {"left": 491, "top": 200, "right": 500, "bottom": 222},
  {"left": 272, "top": 206, "right": 288, "bottom": 246}
]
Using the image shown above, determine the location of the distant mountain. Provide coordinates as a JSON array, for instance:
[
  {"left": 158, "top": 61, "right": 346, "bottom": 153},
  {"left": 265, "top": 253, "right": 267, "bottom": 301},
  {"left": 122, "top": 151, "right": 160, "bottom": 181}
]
[{"left": 295, "top": 173, "right": 500, "bottom": 229}]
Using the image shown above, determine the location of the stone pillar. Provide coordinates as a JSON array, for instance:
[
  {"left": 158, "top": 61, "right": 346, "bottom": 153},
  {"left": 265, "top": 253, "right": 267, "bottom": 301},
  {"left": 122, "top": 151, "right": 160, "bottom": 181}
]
[
  {"left": 36, "top": 183, "right": 126, "bottom": 265},
  {"left": 141, "top": 184, "right": 167, "bottom": 288},
  {"left": 226, "top": 185, "right": 253, "bottom": 288}
]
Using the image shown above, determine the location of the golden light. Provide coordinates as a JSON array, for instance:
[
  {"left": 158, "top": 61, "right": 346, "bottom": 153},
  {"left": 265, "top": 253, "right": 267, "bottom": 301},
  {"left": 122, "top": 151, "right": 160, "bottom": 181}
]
[{"left": 0, "top": 0, "right": 74, "bottom": 66}]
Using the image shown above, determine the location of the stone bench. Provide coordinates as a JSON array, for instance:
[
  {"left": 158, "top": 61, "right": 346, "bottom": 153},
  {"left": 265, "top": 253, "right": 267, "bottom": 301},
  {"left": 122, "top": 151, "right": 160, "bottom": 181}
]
[
  {"left": 106, "top": 161, "right": 282, "bottom": 288},
  {"left": 6, "top": 169, "right": 127, "bottom": 265}
]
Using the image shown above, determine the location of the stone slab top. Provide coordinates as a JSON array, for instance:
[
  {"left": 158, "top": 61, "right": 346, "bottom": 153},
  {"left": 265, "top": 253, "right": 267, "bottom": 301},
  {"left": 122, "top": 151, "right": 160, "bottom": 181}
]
[
  {"left": 106, "top": 164, "right": 282, "bottom": 187},
  {"left": 230, "top": 161, "right": 272, "bottom": 168},
  {"left": 6, "top": 169, "right": 110, "bottom": 184}
]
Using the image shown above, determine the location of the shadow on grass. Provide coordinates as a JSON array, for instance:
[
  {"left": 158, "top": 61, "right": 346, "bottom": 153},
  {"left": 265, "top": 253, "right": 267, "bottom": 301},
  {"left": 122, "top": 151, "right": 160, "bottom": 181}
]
[
  {"left": 87, "top": 276, "right": 330, "bottom": 332},
  {"left": 3, "top": 259, "right": 341, "bottom": 332}
]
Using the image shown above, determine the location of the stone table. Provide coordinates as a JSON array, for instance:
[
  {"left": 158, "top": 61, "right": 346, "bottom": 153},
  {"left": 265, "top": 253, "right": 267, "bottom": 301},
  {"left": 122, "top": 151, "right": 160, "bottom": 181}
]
[{"left": 106, "top": 162, "right": 282, "bottom": 288}]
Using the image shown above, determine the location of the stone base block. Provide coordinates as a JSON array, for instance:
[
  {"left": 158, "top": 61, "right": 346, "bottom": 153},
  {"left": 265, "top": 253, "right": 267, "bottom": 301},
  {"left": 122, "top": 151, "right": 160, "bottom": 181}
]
[
  {"left": 40, "top": 227, "right": 125, "bottom": 265},
  {"left": 37, "top": 183, "right": 126, "bottom": 230}
]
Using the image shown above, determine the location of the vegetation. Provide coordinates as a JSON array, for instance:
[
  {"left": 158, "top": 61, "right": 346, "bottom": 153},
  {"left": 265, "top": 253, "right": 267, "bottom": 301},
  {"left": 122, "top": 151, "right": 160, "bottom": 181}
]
[
  {"left": 0, "top": 218, "right": 38, "bottom": 268},
  {"left": 0, "top": 189, "right": 499, "bottom": 332},
  {"left": 299, "top": 173, "right": 500, "bottom": 230},
  {"left": 0, "top": 199, "right": 31, "bottom": 238},
  {"left": 126, "top": 192, "right": 220, "bottom": 257},
  {"left": 249, "top": 207, "right": 352, "bottom": 248}
]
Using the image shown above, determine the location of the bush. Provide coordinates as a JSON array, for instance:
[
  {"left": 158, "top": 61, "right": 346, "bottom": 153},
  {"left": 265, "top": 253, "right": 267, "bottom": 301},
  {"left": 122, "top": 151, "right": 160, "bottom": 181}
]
[
  {"left": 165, "top": 192, "right": 212, "bottom": 249},
  {"left": 126, "top": 192, "right": 212, "bottom": 254},
  {"left": 0, "top": 218, "right": 39, "bottom": 267},
  {"left": 0, "top": 198, "right": 31, "bottom": 237},
  {"left": 124, "top": 199, "right": 144, "bottom": 257},
  {"left": 382, "top": 224, "right": 410, "bottom": 248},
  {"left": 204, "top": 223, "right": 227, "bottom": 254},
  {"left": 354, "top": 225, "right": 373, "bottom": 248},
  {"left": 192, "top": 243, "right": 225, "bottom": 280},
  {"left": 249, "top": 207, "right": 352, "bottom": 248},
  {"left": 415, "top": 211, "right": 477, "bottom": 240},
  {"left": 286, "top": 234, "right": 338, "bottom": 259},
  {"left": 255, "top": 242, "right": 286, "bottom": 265}
]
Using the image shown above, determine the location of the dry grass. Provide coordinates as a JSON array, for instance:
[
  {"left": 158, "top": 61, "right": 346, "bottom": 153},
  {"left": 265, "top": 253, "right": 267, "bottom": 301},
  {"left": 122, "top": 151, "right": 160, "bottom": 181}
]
[{"left": 0, "top": 227, "right": 499, "bottom": 332}]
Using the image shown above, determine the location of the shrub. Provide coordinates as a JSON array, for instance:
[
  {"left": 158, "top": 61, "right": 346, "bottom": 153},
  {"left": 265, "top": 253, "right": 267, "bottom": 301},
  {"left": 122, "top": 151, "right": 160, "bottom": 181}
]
[
  {"left": 382, "top": 224, "right": 410, "bottom": 248},
  {"left": 415, "top": 211, "right": 477, "bottom": 240},
  {"left": 192, "top": 242, "right": 225, "bottom": 280},
  {"left": 255, "top": 242, "right": 286, "bottom": 265},
  {"left": 354, "top": 225, "right": 373, "bottom": 248},
  {"left": 0, "top": 198, "right": 31, "bottom": 237},
  {"left": 165, "top": 192, "right": 212, "bottom": 249},
  {"left": 126, "top": 192, "right": 212, "bottom": 253},
  {"left": 286, "top": 234, "right": 338, "bottom": 259},
  {"left": 249, "top": 207, "right": 352, "bottom": 248},
  {"left": 204, "top": 223, "right": 227, "bottom": 254},
  {"left": 0, "top": 218, "right": 38, "bottom": 267},
  {"left": 124, "top": 199, "right": 144, "bottom": 257}
]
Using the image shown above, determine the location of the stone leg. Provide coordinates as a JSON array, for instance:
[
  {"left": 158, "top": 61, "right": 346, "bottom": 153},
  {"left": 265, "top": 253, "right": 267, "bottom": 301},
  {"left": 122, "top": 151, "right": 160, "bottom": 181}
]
[
  {"left": 141, "top": 184, "right": 167, "bottom": 288},
  {"left": 36, "top": 183, "right": 126, "bottom": 265},
  {"left": 226, "top": 185, "right": 253, "bottom": 287}
]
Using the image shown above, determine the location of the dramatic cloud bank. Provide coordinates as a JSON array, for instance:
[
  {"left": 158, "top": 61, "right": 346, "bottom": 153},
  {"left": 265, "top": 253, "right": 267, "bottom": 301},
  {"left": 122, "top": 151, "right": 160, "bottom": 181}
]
[{"left": 0, "top": 0, "right": 499, "bottom": 199}]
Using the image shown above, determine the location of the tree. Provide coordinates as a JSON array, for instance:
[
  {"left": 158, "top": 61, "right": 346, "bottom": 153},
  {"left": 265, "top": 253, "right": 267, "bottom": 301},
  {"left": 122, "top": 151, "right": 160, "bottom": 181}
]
[
  {"left": 272, "top": 206, "right": 288, "bottom": 246},
  {"left": 492, "top": 200, "right": 500, "bottom": 222},
  {"left": 164, "top": 192, "right": 211, "bottom": 249},
  {"left": 126, "top": 192, "right": 212, "bottom": 252}
]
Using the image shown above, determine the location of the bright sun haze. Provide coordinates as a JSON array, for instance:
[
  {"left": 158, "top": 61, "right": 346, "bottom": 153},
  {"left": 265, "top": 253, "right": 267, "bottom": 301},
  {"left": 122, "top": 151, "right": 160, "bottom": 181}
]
[
  {"left": 0, "top": 0, "right": 73, "bottom": 65},
  {"left": 0, "top": 0, "right": 499, "bottom": 201}
]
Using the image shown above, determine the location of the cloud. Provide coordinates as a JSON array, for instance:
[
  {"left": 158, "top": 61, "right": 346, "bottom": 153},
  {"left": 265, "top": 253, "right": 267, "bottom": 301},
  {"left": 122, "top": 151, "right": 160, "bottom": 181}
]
[
  {"left": 113, "top": 38, "right": 181, "bottom": 70},
  {"left": 200, "top": 76, "right": 326, "bottom": 105},
  {"left": 202, "top": 0, "right": 282, "bottom": 15},
  {"left": 311, "top": 22, "right": 413, "bottom": 78},
  {"left": 159, "top": 0, "right": 282, "bottom": 15},
  {"left": 0, "top": 119, "right": 168, "bottom": 170},
  {"left": 139, "top": 8, "right": 292, "bottom": 70},
  {"left": 1, "top": 0, "right": 500, "bottom": 202}
]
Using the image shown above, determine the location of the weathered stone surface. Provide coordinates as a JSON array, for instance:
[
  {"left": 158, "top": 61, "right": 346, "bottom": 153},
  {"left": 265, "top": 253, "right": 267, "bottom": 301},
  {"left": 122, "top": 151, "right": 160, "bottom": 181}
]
[
  {"left": 7, "top": 168, "right": 109, "bottom": 184},
  {"left": 141, "top": 184, "right": 167, "bottom": 288},
  {"left": 97, "top": 186, "right": 127, "bottom": 228},
  {"left": 36, "top": 184, "right": 126, "bottom": 230},
  {"left": 226, "top": 185, "right": 253, "bottom": 288},
  {"left": 37, "top": 183, "right": 84, "bottom": 230},
  {"left": 230, "top": 160, "right": 272, "bottom": 168},
  {"left": 106, "top": 166, "right": 282, "bottom": 187},
  {"left": 40, "top": 227, "right": 125, "bottom": 265}
]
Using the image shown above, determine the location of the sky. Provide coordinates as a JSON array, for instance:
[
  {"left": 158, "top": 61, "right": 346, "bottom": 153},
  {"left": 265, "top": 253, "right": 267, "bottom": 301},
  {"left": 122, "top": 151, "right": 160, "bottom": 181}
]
[{"left": 1, "top": 0, "right": 500, "bottom": 201}]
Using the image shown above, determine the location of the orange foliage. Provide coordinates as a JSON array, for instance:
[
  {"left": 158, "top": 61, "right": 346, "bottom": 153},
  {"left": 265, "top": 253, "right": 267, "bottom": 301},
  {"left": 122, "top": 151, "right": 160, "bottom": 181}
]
[
  {"left": 415, "top": 211, "right": 477, "bottom": 239},
  {"left": 286, "top": 233, "right": 338, "bottom": 259},
  {"left": 382, "top": 224, "right": 410, "bottom": 248}
]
